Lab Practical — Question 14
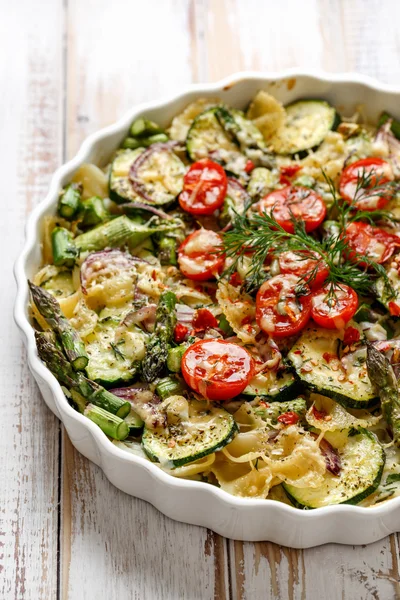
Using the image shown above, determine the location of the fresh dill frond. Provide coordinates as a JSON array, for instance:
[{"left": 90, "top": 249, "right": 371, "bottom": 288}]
[
  {"left": 222, "top": 168, "right": 396, "bottom": 299},
  {"left": 110, "top": 342, "right": 126, "bottom": 361}
]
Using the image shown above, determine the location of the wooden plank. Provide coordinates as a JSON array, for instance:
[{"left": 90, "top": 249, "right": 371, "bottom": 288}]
[
  {"left": 62, "top": 1, "right": 230, "bottom": 598},
  {"left": 200, "top": 0, "right": 400, "bottom": 598},
  {"left": 0, "top": 0, "right": 63, "bottom": 598}
]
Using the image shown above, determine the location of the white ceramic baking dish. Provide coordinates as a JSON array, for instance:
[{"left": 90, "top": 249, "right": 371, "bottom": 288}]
[{"left": 14, "top": 70, "right": 400, "bottom": 548}]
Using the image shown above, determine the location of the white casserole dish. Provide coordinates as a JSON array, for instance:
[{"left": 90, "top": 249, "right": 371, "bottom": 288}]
[{"left": 14, "top": 70, "right": 400, "bottom": 548}]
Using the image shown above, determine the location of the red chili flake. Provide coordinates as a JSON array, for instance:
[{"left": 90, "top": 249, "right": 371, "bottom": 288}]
[
  {"left": 323, "top": 352, "right": 337, "bottom": 363},
  {"left": 312, "top": 406, "right": 327, "bottom": 420},
  {"left": 389, "top": 301, "right": 400, "bottom": 317},
  {"left": 241, "top": 315, "right": 252, "bottom": 326},
  {"left": 174, "top": 323, "right": 189, "bottom": 343},
  {"left": 279, "top": 164, "right": 301, "bottom": 185},
  {"left": 151, "top": 269, "right": 157, "bottom": 281},
  {"left": 277, "top": 411, "right": 300, "bottom": 426},
  {"left": 192, "top": 308, "right": 218, "bottom": 332},
  {"left": 229, "top": 272, "right": 242, "bottom": 287},
  {"left": 244, "top": 159, "right": 255, "bottom": 174},
  {"left": 343, "top": 326, "right": 360, "bottom": 346},
  {"left": 293, "top": 349, "right": 302, "bottom": 355},
  {"left": 259, "top": 401, "right": 270, "bottom": 408}
]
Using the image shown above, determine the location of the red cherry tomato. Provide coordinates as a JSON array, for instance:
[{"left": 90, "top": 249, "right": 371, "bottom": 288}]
[
  {"left": 339, "top": 157, "right": 394, "bottom": 211},
  {"left": 178, "top": 229, "right": 224, "bottom": 281},
  {"left": 179, "top": 159, "right": 227, "bottom": 215},
  {"left": 174, "top": 323, "right": 189, "bottom": 343},
  {"left": 278, "top": 250, "right": 329, "bottom": 289},
  {"left": 389, "top": 301, "right": 400, "bottom": 317},
  {"left": 311, "top": 283, "right": 358, "bottom": 329},
  {"left": 258, "top": 186, "right": 326, "bottom": 233},
  {"left": 277, "top": 411, "right": 300, "bottom": 426},
  {"left": 255, "top": 274, "right": 311, "bottom": 338},
  {"left": 345, "top": 221, "right": 400, "bottom": 265},
  {"left": 181, "top": 339, "right": 255, "bottom": 401},
  {"left": 192, "top": 308, "right": 218, "bottom": 332},
  {"left": 343, "top": 326, "right": 360, "bottom": 346}
]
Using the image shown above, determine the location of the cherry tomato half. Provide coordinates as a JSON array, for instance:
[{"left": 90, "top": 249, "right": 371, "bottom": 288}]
[
  {"left": 278, "top": 250, "right": 329, "bottom": 289},
  {"left": 178, "top": 229, "right": 224, "bottom": 281},
  {"left": 181, "top": 339, "right": 255, "bottom": 401},
  {"left": 311, "top": 283, "right": 358, "bottom": 329},
  {"left": 258, "top": 186, "right": 326, "bottom": 233},
  {"left": 339, "top": 157, "right": 394, "bottom": 211},
  {"left": 255, "top": 274, "right": 311, "bottom": 338},
  {"left": 179, "top": 159, "right": 227, "bottom": 215},
  {"left": 345, "top": 221, "right": 400, "bottom": 265}
]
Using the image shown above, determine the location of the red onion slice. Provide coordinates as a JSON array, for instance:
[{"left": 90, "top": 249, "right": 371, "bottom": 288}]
[
  {"left": 120, "top": 304, "right": 157, "bottom": 332},
  {"left": 120, "top": 202, "right": 173, "bottom": 220},
  {"left": 311, "top": 433, "right": 342, "bottom": 476},
  {"left": 110, "top": 385, "right": 166, "bottom": 429},
  {"left": 175, "top": 303, "right": 195, "bottom": 325},
  {"left": 128, "top": 141, "right": 181, "bottom": 203},
  {"left": 80, "top": 249, "right": 144, "bottom": 294}
]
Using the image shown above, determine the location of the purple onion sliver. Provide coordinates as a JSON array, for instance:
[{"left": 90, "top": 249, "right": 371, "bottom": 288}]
[
  {"left": 129, "top": 142, "right": 180, "bottom": 203},
  {"left": 121, "top": 202, "right": 173, "bottom": 220}
]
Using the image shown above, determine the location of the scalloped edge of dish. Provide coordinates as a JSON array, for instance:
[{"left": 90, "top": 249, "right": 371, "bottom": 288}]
[{"left": 14, "top": 69, "right": 400, "bottom": 547}]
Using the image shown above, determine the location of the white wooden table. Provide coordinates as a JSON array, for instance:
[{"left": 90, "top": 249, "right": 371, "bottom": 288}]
[{"left": 3, "top": 1, "right": 400, "bottom": 598}]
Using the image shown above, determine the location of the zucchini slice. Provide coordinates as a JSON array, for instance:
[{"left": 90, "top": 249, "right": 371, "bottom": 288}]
[
  {"left": 124, "top": 410, "right": 144, "bottom": 437},
  {"left": 255, "top": 397, "right": 307, "bottom": 423},
  {"left": 41, "top": 269, "right": 75, "bottom": 298},
  {"left": 109, "top": 148, "right": 144, "bottom": 204},
  {"left": 186, "top": 107, "right": 238, "bottom": 161},
  {"left": 287, "top": 327, "right": 378, "bottom": 409},
  {"left": 129, "top": 142, "right": 186, "bottom": 205},
  {"left": 268, "top": 99, "right": 340, "bottom": 156},
  {"left": 283, "top": 429, "right": 385, "bottom": 508},
  {"left": 215, "top": 107, "right": 265, "bottom": 151},
  {"left": 85, "top": 322, "right": 146, "bottom": 387},
  {"left": 243, "top": 369, "right": 301, "bottom": 402},
  {"left": 142, "top": 400, "right": 237, "bottom": 467}
]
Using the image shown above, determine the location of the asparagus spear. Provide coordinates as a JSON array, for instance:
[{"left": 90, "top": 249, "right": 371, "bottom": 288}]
[
  {"left": 158, "top": 236, "right": 177, "bottom": 265},
  {"left": 366, "top": 343, "right": 400, "bottom": 445},
  {"left": 84, "top": 404, "right": 129, "bottom": 440},
  {"left": 129, "top": 118, "right": 164, "bottom": 138},
  {"left": 52, "top": 227, "right": 79, "bottom": 267},
  {"left": 142, "top": 291, "right": 177, "bottom": 382},
  {"left": 29, "top": 281, "right": 88, "bottom": 371},
  {"left": 80, "top": 196, "right": 109, "bottom": 227},
  {"left": 122, "top": 134, "right": 169, "bottom": 150},
  {"left": 58, "top": 183, "right": 82, "bottom": 219},
  {"left": 74, "top": 215, "right": 181, "bottom": 253},
  {"left": 35, "top": 332, "right": 130, "bottom": 418}
]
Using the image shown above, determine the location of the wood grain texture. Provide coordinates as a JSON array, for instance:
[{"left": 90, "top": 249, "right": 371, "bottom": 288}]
[
  {"left": 4, "top": 0, "right": 400, "bottom": 599},
  {"left": 0, "top": 1, "right": 63, "bottom": 598}
]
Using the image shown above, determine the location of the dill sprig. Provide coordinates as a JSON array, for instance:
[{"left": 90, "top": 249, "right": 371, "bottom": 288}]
[
  {"left": 222, "top": 169, "right": 396, "bottom": 298},
  {"left": 110, "top": 342, "right": 125, "bottom": 361}
]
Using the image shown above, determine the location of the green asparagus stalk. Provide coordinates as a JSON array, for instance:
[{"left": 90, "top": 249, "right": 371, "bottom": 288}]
[
  {"left": 52, "top": 227, "right": 79, "bottom": 267},
  {"left": 167, "top": 345, "right": 186, "bottom": 372},
  {"left": 366, "top": 343, "right": 400, "bottom": 445},
  {"left": 80, "top": 196, "right": 109, "bottom": 227},
  {"left": 122, "top": 133, "right": 169, "bottom": 149},
  {"left": 58, "top": 183, "right": 82, "bottom": 219},
  {"left": 158, "top": 236, "right": 177, "bottom": 266},
  {"left": 84, "top": 404, "right": 129, "bottom": 440},
  {"left": 254, "top": 397, "right": 307, "bottom": 424},
  {"left": 142, "top": 291, "right": 177, "bottom": 382},
  {"left": 74, "top": 215, "right": 152, "bottom": 252},
  {"left": 35, "top": 332, "right": 131, "bottom": 418},
  {"left": 129, "top": 118, "right": 164, "bottom": 138},
  {"left": 156, "top": 376, "right": 185, "bottom": 400},
  {"left": 29, "top": 282, "right": 88, "bottom": 370}
]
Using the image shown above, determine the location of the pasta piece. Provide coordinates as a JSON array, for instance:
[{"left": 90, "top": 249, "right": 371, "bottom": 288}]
[
  {"left": 164, "top": 453, "right": 216, "bottom": 478},
  {"left": 217, "top": 281, "right": 259, "bottom": 344},
  {"left": 71, "top": 163, "right": 108, "bottom": 199},
  {"left": 69, "top": 297, "right": 98, "bottom": 338},
  {"left": 306, "top": 394, "right": 381, "bottom": 432},
  {"left": 246, "top": 91, "right": 285, "bottom": 140}
]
